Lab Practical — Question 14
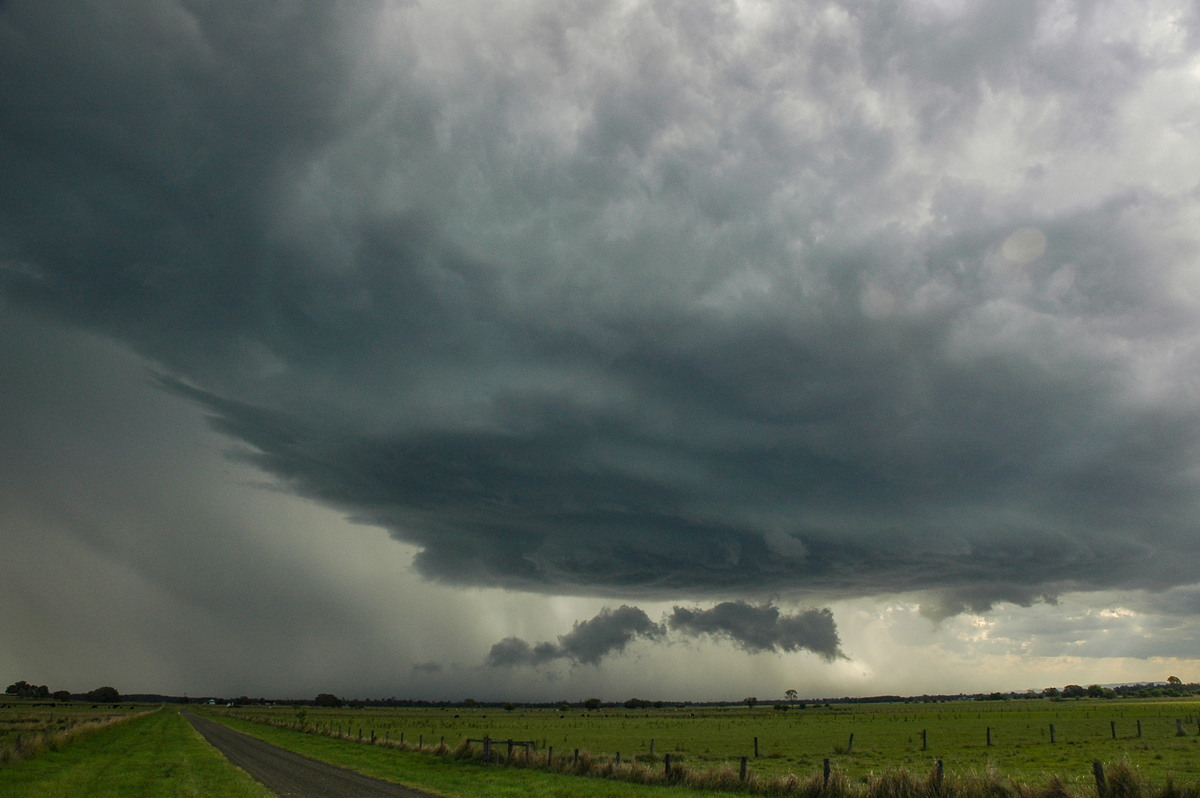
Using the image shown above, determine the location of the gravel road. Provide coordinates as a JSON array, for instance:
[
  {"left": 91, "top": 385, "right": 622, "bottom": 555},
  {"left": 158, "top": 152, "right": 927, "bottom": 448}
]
[{"left": 184, "top": 710, "right": 442, "bottom": 798}]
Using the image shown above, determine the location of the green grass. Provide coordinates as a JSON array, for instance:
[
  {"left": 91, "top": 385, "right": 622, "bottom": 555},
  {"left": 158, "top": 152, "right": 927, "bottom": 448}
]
[
  {"left": 217, "top": 698, "right": 1200, "bottom": 787},
  {"left": 0, "top": 699, "right": 144, "bottom": 758},
  {"left": 207, "top": 712, "right": 743, "bottom": 798},
  {"left": 0, "top": 707, "right": 273, "bottom": 798}
]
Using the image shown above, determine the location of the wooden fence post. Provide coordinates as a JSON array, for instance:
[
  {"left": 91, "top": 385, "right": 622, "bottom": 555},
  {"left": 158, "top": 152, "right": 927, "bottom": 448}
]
[
  {"left": 922, "top": 729, "right": 927, "bottom": 750},
  {"left": 1110, "top": 721, "right": 1116, "bottom": 739},
  {"left": 986, "top": 727, "right": 992, "bottom": 746},
  {"left": 1050, "top": 724, "right": 1056, "bottom": 743},
  {"left": 823, "top": 758, "right": 831, "bottom": 786},
  {"left": 935, "top": 759, "right": 944, "bottom": 789},
  {"left": 615, "top": 751, "right": 621, "bottom": 765},
  {"left": 1093, "top": 760, "right": 1107, "bottom": 797},
  {"left": 848, "top": 733, "right": 854, "bottom": 753},
  {"left": 739, "top": 756, "right": 747, "bottom": 781},
  {"left": 650, "top": 738, "right": 655, "bottom": 756},
  {"left": 754, "top": 736, "right": 759, "bottom": 757},
  {"left": 1137, "top": 720, "right": 1142, "bottom": 737},
  {"left": 666, "top": 753, "right": 673, "bottom": 777}
]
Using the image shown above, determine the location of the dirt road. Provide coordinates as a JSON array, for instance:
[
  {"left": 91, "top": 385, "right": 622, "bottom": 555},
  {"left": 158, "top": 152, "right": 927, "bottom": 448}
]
[{"left": 184, "top": 710, "right": 442, "bottom": 798}]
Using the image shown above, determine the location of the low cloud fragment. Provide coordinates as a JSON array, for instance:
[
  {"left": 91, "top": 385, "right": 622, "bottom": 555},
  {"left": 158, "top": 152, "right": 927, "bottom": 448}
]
[
  {"left": 669, "top": 602, "right": 845, "bottom": 661},
  {"left": 486, "top": 602, "right": 842, "bottom": 667},
  {"left": 486, "top": 606, "right": 663, "bottom": 668}
]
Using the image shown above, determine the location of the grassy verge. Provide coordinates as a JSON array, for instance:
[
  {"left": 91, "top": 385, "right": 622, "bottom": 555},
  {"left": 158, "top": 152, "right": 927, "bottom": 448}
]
[
  {"left": 0, "top": 707, "right": 272, "bottom": 798},
  {"left": 206, "top": 712, "right": 738, "bottom": 798},
  {"left": 206, "top": 712, "right": 1200, "bottom": 798}
]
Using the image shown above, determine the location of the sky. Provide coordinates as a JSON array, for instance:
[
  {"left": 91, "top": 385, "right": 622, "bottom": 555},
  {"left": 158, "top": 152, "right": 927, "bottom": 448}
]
[{"left": 3, "top": 0, "right": 1200, "bottom": 703}]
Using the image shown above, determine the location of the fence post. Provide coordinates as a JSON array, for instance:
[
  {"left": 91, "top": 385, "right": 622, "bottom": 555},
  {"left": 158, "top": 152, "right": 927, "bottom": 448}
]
[
  {"left": 666, "top": 753, "right": 673, "bottom": 777},
  {"left": 922, "top": 729, "right": 927, "bottom": 750},
  {"left": 1093, "top": 760, "right": 1107, "bottom": 797},
  {"left": 483, "top": 737, "right": 491, "bottom": 763},
  {"left": 986, "top": 727, "right": 992, "bottom": 746},
  {"left": 935, "top": 759, "right": 944, "bottom": 789},
  {"left": 823, "top": 758, "right": 831, "bottom": 786},
  {"left": 548, "top": 745, "right": 553, "bottom": 764},
  {"left": 371, "top": 730, "right": 376, "bottom": 744},
  {"left": 574, "top": 748, "right": 579, "bottom": 765},
  {"left": 754, "top": 736, "right": 759, "bottom": 757},
  {"left": 1110, "top": 721, "right": 1116, "bottom": 739},
  {"left": 739, "top": 756, "right": 747, "bottom": 781},
  {"left": 1137, "top": 720, "right": 1142, "bottom": 737},
  {"left": 1050, "top": 724, "right": 1056, "bottom": 743},
  {"left": 1177, "top": 719, "right": 1186, "bottom": 737},
  {"left": 848, "top": 733, "right": 854, "bottom": 753},
  {"left": 650, "top": 738, "right": 655, "bottom": 756},
  {"left": 615, "top": 751, "right": 621, "bottom": 765}
]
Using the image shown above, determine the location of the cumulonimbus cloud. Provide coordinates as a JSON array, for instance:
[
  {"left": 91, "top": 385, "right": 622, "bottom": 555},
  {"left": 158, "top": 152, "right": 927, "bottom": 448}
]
[{"left": 3, "top": 1, "right": 1200, "bottom": 620}]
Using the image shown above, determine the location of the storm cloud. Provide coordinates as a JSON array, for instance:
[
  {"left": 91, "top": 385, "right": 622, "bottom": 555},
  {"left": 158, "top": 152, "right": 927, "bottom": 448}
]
[
  {"left": 485, "top": 602, "right": 840, "bottom": 668},
  {"left": 669, "top": 602, "right": 844, "bottom": 661},
  {"left": 486, "top": 605, "right": 664, "bottom": 667},
  {"left": 4, "top": 0, "right": 1200, "bottom": 627}
]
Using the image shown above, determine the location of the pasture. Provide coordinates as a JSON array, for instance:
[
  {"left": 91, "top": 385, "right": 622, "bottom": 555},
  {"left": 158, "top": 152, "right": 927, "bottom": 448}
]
[
  {"left": 219, "top": 698, "right": 1200, "bottom": 788},
  {"left": 0, "top": 699, "right": 146, "bottom": 765}
]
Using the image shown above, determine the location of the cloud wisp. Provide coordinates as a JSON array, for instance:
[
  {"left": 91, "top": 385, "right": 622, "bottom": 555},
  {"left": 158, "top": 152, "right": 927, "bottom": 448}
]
[{"left": 486, "top": 602, "right": 843, "bottom": 668}]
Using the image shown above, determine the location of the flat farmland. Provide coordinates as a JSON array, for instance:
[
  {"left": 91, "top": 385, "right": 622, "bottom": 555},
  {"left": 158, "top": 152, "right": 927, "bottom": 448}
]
[
  {"left": 219, "top": 698, "right": 1200, "bottom": 788},
  {"left": 0, "top": 700, "right": 146, "bottom": 763}
]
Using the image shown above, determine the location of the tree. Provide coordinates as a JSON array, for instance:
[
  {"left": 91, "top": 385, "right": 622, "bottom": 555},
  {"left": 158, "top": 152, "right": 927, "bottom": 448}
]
[
  {"left": 785, "top": 689, "right": 798, "bottom": 702},
  {"left": 744, "top": 696, "right": 758, "bottom": 709},
  {"left": 314, "top": 693, "right": 341, "bottom": 707},
  {"left": 86, "top": 686, "right": 119, "bottom": 703},
  {"left": 583, "top": 698, "right": 602, "bottom": 711},
  {"left": 52, "top": 690, "right": 72, "bottom": 702},
  {"left": 1062, "top": 684, "right": 1087, "bottom": 698},
  {"left": 1168, "top": 676, "right": 1183, "bottom": 685},
  {"left": 5, "top": 680, "right": 49, "bottom": 699}
]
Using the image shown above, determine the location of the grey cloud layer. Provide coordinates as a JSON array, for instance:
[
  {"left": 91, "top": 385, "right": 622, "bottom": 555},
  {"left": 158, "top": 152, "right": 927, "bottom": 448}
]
[{"left": 4, "top": 1, "right": 1200, "bottom": 614}]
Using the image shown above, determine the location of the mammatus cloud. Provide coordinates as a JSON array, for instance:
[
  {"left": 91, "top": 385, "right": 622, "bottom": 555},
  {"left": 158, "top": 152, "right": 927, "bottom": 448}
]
[
  {"left": 3, "top": 1, "right": 1200, "bottom": 621},
  {"left": 486, "top": 603, "right": 842, "bottom": 667},
  {"left": 668, "top": 602, "right": 844, "bottom": 661}
]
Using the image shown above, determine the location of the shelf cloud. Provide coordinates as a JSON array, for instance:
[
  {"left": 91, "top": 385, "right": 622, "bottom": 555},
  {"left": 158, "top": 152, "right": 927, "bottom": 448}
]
[{"left": 4, "top": 1, "right": 1200, "bottom": 698}]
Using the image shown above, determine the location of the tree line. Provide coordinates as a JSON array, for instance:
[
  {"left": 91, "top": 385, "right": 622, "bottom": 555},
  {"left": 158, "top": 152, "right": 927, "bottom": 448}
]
[{"left": 5, "top": 680, "right": 120, "bottom": 703}]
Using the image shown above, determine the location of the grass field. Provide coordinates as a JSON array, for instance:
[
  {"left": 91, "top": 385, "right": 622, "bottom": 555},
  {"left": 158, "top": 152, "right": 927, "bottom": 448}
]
[
  {"left": 0, "top": 699, "right": 146, "bottom": 765},
  {"left": 217, "top": 698, "right": 1200, "bottom": 789},
  {"left": 0, "top": 706, "right": 273, "bottom": 798}
]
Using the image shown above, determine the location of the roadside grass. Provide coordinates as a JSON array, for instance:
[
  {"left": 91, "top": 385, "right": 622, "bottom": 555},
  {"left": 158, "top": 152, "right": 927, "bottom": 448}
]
[
  {"left": 0, "top": 700, "right": 145, "bottom": 765},
  {"left": 0, "top": 707, "right": 273, "bottom": 798},
  {"left": 219, "top": 699, "right": 1200, "bottom": 785},
  {"left": 205, "top": 711, "right": 1200, "bottom": 798},
  {"left": 209, "top": 712, "right": 741, "bottom": 798}
]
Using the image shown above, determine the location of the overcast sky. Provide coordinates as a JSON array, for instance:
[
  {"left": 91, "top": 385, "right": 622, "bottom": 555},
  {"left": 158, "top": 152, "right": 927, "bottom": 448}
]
[{"left": 3, "top": 0, "right": 1200, "bottom": 702}]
